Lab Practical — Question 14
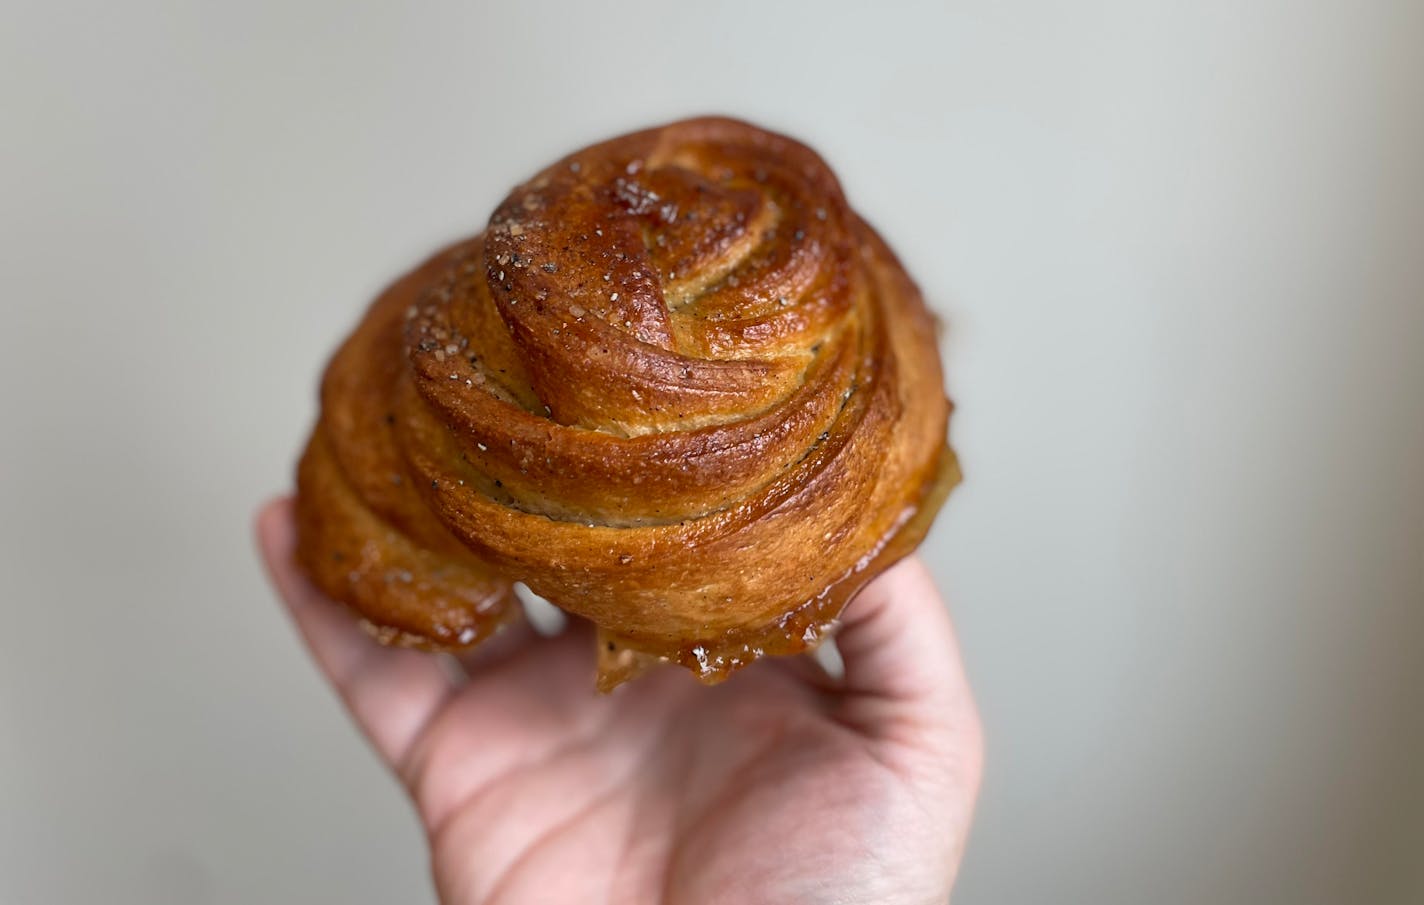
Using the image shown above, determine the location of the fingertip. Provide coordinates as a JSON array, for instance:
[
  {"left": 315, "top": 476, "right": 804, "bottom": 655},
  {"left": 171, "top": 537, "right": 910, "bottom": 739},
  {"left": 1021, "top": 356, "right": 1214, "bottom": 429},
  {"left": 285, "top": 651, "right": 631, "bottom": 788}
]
[
  {"left": 254, "top": 496, "right": 295, "bottom": 563},
  {"left": 846, "top": 556, "right": 940, "bottom": 619},
  {"left": 834, "top": 555, "right": 970, "bottom": 716},
  {"left": 253, "top": 495, "right": 323, "bottom": 619},
  {"left": 837, "top": 556, "right": 949, "bottom": 663}
]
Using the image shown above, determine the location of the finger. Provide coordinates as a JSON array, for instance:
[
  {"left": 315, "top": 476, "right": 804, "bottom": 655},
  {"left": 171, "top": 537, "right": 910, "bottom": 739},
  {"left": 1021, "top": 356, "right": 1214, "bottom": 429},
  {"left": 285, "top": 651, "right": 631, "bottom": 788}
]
[
  {"left": 454, "top": 583, "right": 592, "bottom": 677},
  {"left": 834, "top": 557, "right": 982, "bottom": 750},
  {"left": 455, "top": 617, "right": 536, "bottom": 675},
  {"left": 766, "top": 641, "right": 845, "bottom": 695},
  {"left": 255, "top": 497, "right": 457, "bottom": 771}
]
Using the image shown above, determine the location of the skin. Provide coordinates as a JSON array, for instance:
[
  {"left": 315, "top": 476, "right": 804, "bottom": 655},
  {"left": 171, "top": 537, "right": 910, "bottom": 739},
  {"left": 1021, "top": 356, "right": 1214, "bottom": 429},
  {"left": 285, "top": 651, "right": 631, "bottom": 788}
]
[{"left": 256, "top": 497, "right": 983, "bottom": 904}]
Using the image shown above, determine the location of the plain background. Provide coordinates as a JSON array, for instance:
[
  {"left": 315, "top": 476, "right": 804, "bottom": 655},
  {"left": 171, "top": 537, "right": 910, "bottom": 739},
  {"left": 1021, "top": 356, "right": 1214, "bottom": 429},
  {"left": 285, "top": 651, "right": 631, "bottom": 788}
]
[{"left": 2, "top": 1, "right": 1421, "bottom": 903}]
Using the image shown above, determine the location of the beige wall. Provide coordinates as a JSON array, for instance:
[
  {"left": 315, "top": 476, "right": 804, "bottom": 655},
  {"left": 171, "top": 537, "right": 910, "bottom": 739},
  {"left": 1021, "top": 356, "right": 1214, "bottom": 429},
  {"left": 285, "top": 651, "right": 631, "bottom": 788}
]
[{"left": 2, "top": 1, "right": 1420, "bottom": 903}]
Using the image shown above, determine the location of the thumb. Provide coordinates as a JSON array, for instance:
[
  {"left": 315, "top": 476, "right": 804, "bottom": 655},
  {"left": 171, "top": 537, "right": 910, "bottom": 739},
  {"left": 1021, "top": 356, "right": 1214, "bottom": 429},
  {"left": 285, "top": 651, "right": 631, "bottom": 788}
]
[{"left": 834, "top": 557, "right": 982, "bottom": 750}]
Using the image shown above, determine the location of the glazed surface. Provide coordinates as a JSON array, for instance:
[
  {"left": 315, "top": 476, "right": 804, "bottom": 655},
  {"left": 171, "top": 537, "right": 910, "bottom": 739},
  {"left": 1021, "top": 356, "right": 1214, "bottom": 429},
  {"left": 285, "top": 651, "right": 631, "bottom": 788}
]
[{"left": 295, "top": 117, "right": 958, "bottom": 688}]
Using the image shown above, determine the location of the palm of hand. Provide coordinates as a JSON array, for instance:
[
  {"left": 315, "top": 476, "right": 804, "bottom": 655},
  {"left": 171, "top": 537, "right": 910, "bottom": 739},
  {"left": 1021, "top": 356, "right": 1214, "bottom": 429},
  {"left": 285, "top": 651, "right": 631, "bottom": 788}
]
[{"left": 259, "top": 500, "right": 980, "bottom": 905}]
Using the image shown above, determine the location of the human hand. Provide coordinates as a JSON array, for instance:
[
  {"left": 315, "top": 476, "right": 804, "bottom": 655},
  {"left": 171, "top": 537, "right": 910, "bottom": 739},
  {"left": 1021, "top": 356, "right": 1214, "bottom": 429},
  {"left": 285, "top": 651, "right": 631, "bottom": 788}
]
[{"left": 256, "top": 498, "right": 982, "bottom": 904}]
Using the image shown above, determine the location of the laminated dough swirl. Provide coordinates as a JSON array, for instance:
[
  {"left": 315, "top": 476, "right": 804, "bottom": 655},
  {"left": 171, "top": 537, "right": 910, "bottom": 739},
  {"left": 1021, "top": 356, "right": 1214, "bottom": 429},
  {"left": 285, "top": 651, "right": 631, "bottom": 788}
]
[{"left": 294, "top": 116, "right": 959, "bottom": 689}]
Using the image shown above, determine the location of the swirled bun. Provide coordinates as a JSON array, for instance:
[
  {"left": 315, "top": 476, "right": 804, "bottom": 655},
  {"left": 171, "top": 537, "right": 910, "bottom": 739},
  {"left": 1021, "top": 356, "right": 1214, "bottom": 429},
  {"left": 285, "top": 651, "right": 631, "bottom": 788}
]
[{"left": 295, "top": 117, "right": 959, "bottom": 689}]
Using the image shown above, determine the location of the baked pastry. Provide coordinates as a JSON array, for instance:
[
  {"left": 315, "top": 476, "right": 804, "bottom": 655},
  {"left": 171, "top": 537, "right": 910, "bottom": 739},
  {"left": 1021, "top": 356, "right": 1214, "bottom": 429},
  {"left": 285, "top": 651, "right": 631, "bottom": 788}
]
[{"left": 295, "top": 116, "right": 959, "bottom": 689}]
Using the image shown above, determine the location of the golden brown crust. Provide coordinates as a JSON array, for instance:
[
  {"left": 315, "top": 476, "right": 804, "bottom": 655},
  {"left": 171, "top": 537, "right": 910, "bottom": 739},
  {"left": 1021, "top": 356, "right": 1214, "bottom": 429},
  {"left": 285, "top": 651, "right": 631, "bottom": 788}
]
[{"left": 294, "top": 116, "right": 958, "bottom": 688}]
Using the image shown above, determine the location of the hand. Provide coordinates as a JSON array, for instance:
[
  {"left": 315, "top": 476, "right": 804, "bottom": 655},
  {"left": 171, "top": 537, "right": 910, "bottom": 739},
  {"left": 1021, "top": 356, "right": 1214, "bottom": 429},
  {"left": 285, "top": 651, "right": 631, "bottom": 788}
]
[{"left": 256, "top": 498, "right": 982, "bottom": 904}]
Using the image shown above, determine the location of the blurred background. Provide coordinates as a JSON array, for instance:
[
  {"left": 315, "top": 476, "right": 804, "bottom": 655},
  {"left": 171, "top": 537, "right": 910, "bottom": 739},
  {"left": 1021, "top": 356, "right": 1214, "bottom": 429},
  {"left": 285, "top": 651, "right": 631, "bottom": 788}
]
[{"left": 3, "top": 1, "right": 1421, "bottom": 903}]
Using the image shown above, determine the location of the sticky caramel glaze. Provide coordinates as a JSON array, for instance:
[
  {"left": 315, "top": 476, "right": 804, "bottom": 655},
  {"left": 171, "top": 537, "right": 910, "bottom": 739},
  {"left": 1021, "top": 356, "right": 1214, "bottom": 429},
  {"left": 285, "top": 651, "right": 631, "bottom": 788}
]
[{"left": 294, "top": 116, "right": 959, "bottom": 689}]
